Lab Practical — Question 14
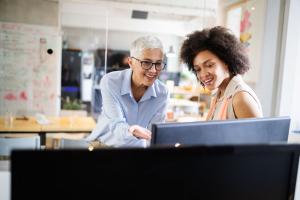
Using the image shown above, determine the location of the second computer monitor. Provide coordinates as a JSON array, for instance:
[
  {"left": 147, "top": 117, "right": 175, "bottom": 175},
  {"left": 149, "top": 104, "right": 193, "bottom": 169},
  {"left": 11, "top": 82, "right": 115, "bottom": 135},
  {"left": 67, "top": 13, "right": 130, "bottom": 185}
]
[{"left": 151, "top": 117, "right": 290, "bottom": 146}]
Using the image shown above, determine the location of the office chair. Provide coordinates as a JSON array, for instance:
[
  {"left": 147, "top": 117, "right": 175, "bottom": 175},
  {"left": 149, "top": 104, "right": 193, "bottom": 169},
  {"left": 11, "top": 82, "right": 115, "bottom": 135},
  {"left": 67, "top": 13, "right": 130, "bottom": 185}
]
[
  {"left": 0, "top": 136, "right": 40, "bottom": 159},
  {"left": 59, "top": 138, "right": 89, "bottom": 150}
]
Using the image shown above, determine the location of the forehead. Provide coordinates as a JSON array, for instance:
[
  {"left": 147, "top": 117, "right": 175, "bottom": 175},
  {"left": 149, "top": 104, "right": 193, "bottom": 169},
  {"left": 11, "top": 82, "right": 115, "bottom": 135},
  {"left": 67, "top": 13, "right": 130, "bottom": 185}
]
[
  {"left": 193, "top": 50, "right": 218, "bottom": 65},
  {"left": 139, "top": 48, "right": 163, "bottom": 59}
]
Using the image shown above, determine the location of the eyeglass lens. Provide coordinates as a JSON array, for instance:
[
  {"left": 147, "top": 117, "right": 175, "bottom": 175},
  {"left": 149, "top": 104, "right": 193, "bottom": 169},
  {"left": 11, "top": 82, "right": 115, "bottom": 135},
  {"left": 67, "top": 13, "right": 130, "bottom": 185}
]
[{"left": 142, "top": 61, "right": 165, "bottom": 70}]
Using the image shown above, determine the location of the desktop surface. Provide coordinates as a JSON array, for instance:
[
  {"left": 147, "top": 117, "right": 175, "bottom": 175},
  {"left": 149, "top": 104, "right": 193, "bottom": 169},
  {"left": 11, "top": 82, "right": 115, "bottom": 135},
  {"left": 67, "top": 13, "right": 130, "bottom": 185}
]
[
  {"left": 152, "top": 116, "right": 290, "bottom": 146},
  {"left": 12, "top": 144, "right": 299, "bottom": 200}
]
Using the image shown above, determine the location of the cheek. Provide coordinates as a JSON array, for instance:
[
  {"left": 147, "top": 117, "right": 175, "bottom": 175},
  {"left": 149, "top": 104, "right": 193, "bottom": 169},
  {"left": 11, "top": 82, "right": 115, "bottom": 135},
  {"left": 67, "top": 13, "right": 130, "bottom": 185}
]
[
  {"left": 134, "top": 69, "right": 144, "bottom": 79},
  {"left": 156, "top": 71, "right": 161, "bottom": 77},
  {"left": 209, "top": 66, "right": 221, "bottom": 77}
]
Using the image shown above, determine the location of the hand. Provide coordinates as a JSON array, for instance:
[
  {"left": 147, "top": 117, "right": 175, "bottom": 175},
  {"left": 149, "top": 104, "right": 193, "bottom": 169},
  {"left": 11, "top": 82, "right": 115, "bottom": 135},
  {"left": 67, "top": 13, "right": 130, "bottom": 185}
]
[{"left": 128, "top": 125, "right": 152, "bottom": 140}]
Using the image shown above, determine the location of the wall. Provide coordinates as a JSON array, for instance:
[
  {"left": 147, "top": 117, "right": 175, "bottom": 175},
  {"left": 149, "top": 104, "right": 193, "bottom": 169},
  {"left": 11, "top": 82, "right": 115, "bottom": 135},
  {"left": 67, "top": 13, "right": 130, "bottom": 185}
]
[
  {"left": 252, "top": 0, "right": 281, "bottom": 117},
  {"left": 0, "top": 0, "right": 58, "bottom": 26},
  {"left": 217, "top": 0, "right": 282, "bottom": 117}
]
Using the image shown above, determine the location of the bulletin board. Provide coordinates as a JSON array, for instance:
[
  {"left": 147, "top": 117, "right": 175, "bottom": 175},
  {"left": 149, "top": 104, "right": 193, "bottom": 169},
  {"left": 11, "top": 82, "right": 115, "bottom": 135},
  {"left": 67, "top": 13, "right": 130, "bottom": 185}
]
[{"left": 0, "top": 22, "right": 59, "bottom": 116}]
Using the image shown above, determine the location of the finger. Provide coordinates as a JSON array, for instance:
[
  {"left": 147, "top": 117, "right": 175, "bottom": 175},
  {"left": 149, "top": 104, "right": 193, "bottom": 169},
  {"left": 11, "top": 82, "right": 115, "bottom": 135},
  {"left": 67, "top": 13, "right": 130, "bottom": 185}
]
[
  {"left": 128, "top": 126, "right": 135, "bottom": 133},
  {"left": 142, "top": 132, "right": 151, "bottom": 140},
  {"left": 134, "top": 131, "right": 151, "bottom": 140}
]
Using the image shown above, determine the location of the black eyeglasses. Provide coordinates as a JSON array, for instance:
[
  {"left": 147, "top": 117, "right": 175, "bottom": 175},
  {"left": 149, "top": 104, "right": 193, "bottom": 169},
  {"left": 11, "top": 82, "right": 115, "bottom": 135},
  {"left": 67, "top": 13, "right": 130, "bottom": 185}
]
[{"left": 131, "top": 57, "right": 166, "bottom": 71}]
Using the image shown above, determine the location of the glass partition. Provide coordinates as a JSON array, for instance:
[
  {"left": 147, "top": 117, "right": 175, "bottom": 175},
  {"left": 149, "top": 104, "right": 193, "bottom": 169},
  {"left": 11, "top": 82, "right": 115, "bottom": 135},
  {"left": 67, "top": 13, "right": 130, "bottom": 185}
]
[
  {"left": 0, "top": 0, "right": 287, "bottom": 149},
  {"left": 0, "top": 0, "right": 219, "bottom": 125}
]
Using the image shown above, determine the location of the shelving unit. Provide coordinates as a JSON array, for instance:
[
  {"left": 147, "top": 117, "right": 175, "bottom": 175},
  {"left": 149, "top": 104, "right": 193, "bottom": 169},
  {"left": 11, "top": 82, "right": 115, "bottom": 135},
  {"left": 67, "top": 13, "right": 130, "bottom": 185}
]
[{"left": 170, "top": 87, "right": 211, "bottom": 95}]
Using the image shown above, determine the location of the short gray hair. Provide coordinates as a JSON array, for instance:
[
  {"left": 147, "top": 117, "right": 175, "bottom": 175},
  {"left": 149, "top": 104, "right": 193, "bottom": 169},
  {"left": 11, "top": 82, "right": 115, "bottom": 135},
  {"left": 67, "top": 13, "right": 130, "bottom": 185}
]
[{"left": 130, "top": 35, "right": 164, "bottom": 58}]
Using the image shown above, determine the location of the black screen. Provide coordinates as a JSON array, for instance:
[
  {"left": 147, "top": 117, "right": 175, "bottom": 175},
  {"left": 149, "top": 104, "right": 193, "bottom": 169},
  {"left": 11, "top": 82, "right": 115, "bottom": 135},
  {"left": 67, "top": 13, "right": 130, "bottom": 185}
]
[{"left": 11, "top": 145, "right": 299, "bottom": 200}]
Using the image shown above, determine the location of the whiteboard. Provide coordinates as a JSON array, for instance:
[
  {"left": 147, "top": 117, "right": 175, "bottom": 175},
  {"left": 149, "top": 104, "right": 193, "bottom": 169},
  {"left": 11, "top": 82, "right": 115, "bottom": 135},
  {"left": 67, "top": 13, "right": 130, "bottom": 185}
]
[{"left": 0, "top": 22, "right": 59, "bottom": 116}]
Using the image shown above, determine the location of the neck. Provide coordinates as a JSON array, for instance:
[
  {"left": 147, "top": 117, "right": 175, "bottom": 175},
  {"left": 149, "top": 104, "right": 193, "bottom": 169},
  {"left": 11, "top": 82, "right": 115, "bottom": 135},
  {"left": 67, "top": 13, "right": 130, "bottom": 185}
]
[{"left": 218, "top": 73, "right": 234, "bottom": 98}]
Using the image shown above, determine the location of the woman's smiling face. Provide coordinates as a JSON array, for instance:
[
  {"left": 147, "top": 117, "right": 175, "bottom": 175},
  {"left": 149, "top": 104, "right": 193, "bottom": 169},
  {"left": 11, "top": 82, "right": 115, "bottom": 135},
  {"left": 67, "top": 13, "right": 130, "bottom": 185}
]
[
  {"left": 193, "top": 50, "right": 231, "bottom": 91},
  {"left": 129, "top": 48, "right": 163, "bottom": 87}
]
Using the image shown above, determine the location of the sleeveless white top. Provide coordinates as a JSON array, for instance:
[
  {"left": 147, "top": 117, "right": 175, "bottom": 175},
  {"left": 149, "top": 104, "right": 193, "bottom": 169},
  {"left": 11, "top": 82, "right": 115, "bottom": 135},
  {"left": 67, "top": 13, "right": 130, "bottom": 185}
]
[{"left": 208, "top": 75, "right": 262, "bottom": 120}]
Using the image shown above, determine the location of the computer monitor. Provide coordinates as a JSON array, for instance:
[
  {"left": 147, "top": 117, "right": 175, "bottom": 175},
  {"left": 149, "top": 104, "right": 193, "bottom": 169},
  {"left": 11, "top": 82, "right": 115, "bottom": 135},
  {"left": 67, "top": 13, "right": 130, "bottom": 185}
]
[
  {"left": 151, "top": 117, "right": 290, "bottom": 146},
  {"left": 11, "top": 144, "right": 300, "bottom": 200}
]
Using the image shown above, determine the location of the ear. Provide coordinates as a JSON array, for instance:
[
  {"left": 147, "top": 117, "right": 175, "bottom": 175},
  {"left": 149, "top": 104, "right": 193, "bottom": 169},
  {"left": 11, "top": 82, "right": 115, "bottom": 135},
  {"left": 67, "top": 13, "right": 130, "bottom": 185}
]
[
  {"left": 128, "top": 57, "right": 134, "bottom": 70},
  {"left": 224, "top": 63, "right": 228, "bottom": 69}
]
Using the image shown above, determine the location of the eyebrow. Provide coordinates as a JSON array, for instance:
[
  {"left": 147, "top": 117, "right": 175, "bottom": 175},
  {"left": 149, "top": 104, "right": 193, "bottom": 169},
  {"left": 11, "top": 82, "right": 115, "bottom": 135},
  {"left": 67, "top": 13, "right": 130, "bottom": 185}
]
[
  {"left": 203, "top": 59, "right": 212, "bottom": 65},
  {"left": 194, "top": 59, "right": 213, "bottom": 68}
]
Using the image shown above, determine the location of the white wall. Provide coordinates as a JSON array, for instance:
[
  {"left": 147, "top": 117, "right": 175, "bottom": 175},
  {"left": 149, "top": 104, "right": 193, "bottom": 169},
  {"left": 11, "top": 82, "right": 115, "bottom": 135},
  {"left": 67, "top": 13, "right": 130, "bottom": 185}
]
[
  {"left": 217, "top": 0, "right": 283, "bottom": 117},
  {"left": 253, "top": 0, "right": 281, "bottom": 117}
]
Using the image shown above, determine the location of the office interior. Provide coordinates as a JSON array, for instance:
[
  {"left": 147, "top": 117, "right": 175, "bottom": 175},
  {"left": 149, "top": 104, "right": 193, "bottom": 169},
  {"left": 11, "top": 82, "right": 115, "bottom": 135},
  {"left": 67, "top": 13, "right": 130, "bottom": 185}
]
[{"left": 0, "top": 0, "right": 300, "bottom": 199}]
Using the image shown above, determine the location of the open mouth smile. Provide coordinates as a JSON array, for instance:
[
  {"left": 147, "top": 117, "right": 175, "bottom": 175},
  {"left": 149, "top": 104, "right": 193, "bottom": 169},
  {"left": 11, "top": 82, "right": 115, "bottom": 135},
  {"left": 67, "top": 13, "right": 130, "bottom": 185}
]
[
  {"left": 145, "top": 74, "right": 155, "bottom": 80},
  {"left": 203, "top": 78, "right": 214, "bottom": 85}
]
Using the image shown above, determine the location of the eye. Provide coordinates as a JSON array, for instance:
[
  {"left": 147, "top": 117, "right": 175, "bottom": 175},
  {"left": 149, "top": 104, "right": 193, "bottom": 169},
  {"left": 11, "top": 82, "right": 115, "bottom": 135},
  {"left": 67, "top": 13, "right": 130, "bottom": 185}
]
[{"left": 206, "top": 64, "right": 214, "bottom": 68}]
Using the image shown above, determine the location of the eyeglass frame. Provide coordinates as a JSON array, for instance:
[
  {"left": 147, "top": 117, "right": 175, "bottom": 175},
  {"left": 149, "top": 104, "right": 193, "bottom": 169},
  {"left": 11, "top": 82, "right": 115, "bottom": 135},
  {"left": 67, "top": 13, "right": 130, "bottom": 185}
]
[{"left": 131, "top": 57, "right": 166, "bottom": 71}]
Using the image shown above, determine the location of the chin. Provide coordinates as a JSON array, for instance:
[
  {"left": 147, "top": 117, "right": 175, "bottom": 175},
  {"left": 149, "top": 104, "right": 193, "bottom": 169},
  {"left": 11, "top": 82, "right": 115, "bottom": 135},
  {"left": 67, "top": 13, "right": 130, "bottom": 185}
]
[
  {"left": 145, "top": 81, "right": 155, "bottom": 87},
  {"left": 205, "top": 86, "right": 214, "bottom": 90},
  {"left": 143, "top": 77, "right": 157, "bottom": 86},
  {"left": 203, "top": 83, "right": 217, "bottom": 91}
]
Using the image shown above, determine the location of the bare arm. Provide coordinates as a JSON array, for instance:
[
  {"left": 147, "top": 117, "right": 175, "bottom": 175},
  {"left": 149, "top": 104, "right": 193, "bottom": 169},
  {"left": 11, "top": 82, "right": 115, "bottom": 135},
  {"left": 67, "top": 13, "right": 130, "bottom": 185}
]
[{"left": 232, "top": 91, "right": 263, "bottom": 119}]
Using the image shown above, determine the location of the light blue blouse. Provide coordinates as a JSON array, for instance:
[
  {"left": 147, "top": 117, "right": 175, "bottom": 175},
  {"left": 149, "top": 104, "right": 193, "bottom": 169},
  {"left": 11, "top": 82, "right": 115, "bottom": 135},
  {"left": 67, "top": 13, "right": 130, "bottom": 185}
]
[{"left": 85, "top": 68, "right": 170, "bottom": 148}]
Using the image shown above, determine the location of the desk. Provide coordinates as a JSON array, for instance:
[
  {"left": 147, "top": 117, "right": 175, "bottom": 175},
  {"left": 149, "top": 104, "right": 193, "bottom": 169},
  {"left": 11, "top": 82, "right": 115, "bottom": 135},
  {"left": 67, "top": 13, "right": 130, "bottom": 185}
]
[
  {"left": 0, "top": 117, "right": 96, "bottom": 146},
  {"left": 0, "top": 117, "right": 40, "bottom": 132}
]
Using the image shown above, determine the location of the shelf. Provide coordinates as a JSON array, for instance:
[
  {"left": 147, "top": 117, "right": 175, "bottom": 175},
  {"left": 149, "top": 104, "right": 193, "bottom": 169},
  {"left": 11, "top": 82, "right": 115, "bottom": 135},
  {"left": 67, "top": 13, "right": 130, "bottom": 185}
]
[{"left": 170, "top": 87, "right": 211, "bottom": 95}]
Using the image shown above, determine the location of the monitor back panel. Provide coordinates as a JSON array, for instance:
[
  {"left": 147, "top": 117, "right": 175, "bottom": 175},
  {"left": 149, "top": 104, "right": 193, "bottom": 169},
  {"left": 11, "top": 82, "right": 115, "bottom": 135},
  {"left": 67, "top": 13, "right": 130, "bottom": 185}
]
[
  {"left": 11, "top": 145, "right": 300, "bottom": 200},
  {"left": 152, "top": 117, "right": 290, "bottom": 146}
]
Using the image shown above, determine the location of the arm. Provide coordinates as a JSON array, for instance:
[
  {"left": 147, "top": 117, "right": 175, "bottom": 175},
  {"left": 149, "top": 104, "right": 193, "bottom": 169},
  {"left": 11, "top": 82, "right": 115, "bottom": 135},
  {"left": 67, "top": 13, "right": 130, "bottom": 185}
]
[
  {"left": 100, "top": 79, "right": 139, "bottom": 144},
  {"left": 232, "top": 91, "right": 263, "bottom": 119}
]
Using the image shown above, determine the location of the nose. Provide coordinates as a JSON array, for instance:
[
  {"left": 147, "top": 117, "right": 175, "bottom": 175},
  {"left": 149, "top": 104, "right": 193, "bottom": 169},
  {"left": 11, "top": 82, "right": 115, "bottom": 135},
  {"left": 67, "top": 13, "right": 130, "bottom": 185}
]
[
  {"left": 198, "top": 69, "right": 208, "bottom": 80},
  {"left": 149, "top": 64, "right": 157, "bottom": 73}
]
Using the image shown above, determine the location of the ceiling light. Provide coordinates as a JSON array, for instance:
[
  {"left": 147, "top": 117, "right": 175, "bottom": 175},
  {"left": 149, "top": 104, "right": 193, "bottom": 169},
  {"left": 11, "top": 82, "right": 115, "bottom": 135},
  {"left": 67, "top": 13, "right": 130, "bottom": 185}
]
[{"left": 166, "top": 46, "right": 176, "bottom": 57}]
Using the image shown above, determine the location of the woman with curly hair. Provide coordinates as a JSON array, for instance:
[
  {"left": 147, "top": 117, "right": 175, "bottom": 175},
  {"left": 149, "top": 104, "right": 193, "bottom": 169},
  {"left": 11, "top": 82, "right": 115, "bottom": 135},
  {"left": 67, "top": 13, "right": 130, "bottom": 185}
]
[{"left": 179, "top": 26, "right": 262, "bottom": 120}]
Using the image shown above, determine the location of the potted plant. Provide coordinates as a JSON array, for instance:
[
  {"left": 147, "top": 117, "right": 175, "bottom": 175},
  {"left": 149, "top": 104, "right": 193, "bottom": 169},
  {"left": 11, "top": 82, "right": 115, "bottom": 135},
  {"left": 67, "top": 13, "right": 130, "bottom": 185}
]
[{"left": 59, "top": 96, "right": 87, "bottom": 120}]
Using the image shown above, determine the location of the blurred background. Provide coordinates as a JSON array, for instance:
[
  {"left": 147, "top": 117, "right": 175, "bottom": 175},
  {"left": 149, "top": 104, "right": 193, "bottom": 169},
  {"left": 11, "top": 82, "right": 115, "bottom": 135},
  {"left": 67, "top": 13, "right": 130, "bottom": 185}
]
[{"left": 0, "top": 0, "right": 299, "bottom": 142}]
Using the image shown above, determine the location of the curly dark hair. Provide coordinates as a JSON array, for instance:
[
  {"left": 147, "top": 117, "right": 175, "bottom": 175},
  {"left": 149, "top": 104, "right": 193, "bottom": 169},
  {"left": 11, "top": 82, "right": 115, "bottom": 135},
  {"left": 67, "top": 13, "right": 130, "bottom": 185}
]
[{"left": 179, "top": 26, "right": 250, "bottom": 88}]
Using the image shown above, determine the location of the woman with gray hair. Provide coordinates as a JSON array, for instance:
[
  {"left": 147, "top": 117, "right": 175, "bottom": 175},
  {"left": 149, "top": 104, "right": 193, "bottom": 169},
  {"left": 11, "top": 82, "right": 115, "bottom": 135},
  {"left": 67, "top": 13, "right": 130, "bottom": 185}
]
[{"left": 86, "top": 35, "right": 170, "bottom": 148}]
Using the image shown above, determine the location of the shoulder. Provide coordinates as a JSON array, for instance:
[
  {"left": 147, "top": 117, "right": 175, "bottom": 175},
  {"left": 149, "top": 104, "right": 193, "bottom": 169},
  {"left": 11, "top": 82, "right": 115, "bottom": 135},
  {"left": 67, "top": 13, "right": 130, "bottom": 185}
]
[
  {"left": 232, "top": 91, "right": 255, "bottom": 106},
  {"left": 100, "top": 69, "right": 129, "bottom": 92},
  {"left": 232, "top": 91, "right": 262, "bottom": 118}
]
